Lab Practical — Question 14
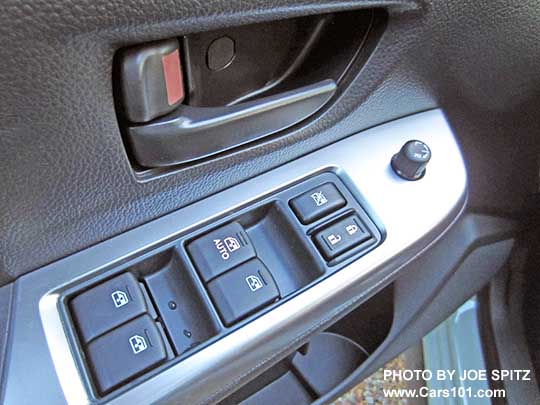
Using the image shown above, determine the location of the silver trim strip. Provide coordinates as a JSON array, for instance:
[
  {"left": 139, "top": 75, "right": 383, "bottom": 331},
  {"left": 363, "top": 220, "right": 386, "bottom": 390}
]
[{"left": 2, "top": 110, "right": 467, "bottom": 404}]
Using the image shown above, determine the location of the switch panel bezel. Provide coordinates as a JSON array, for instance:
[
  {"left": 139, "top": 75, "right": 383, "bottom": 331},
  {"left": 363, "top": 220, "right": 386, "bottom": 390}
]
[{"left": 62, "top": 171, "right": 383, "bottom": 399}]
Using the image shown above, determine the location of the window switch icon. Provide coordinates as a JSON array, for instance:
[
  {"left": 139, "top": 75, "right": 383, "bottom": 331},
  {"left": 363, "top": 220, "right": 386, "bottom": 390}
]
[
  {"left": 129, "top": 334, "right": 148, "bottom": 354},
  {"left": 245, "top": 275, "right": 264, "bottom": 291},
  {"left": 224, "top": 236, "right": 241, "bottom": 252},
  {"left": 111, "top": 290, "right": 129, "bottom": 308}
]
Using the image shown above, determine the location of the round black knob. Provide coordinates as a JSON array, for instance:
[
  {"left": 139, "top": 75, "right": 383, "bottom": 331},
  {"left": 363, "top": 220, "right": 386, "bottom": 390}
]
[{"left": 391, "top": 140, "right": 431, "bottom": 181}]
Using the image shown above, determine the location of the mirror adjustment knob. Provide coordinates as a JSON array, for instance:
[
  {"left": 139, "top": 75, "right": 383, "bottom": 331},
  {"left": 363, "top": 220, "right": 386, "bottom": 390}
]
[{"left": 391, "top": 140, "right": 431, "bottom": 181}]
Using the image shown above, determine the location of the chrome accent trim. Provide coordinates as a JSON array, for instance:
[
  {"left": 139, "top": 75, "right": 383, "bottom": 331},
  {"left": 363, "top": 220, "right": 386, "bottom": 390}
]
[{"left": 2, "top": 110, "right": 467, "bottom": 404}]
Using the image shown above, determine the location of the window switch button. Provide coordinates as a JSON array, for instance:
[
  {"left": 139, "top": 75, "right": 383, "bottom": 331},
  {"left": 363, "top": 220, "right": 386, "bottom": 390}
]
[
  {"left": 314, "top": 215, "right": 372, "bottom": 260},
  {"left": 187, "top": 222, "right": 256, "bottom": 282},
  {"left": 71, "top": 273, "right": 147, "bottom": 343},
  {"left": 207, "top": 259, "right": 280, "bottom": 326},
  {"left": 86, "top": 315, "right": 167, "bottom": 395},
  {"left": 290, "top": 183, "right": 346, "bottom": 224}
]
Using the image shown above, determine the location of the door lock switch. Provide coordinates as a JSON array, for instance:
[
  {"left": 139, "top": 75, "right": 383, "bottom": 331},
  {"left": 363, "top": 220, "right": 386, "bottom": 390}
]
[
  {"left": 207, "top": 259, "right": 280, "bottom": 326},
  {"left": 187, "top": 222, "right": 256, "bottom": 282},
  {"left": 71, "top": 273, "right": 148, "bottom": 343},
  {"left": 290, "top": 183, "right": 346, "bottom": 224},
  {"left": 314, "top": 215, "right": 372, "bottom": 260}
]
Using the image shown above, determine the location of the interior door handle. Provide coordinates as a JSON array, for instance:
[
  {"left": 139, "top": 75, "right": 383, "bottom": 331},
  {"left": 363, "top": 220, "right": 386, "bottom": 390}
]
[{"left": 126, "top": 79, "right": 336, "bottom": 167}]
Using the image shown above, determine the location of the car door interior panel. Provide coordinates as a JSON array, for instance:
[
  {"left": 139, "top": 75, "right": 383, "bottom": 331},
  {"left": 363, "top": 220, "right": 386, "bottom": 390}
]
[
  {"left": 2, "top": 110, "right": 471, "bottom": 403},
  {"left": 1, "top": 0, "right": 538, "bottom": 404}
]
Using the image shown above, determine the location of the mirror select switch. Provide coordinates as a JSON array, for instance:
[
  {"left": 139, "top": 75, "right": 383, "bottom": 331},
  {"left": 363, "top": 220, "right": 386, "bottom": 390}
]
[
  {"left": 290, "top": 183, "right": 346, "bottom": 224},
  {"left": 86, "top": 315, "right": 167, "bottom": 394},
  {"left": 71, "top": 273, "right": 147, "bottom": 343},
  {"left": 314, "top": 215, "right": 371, "bottom": 260},
  {"left": 187, "top": 222, "right": 256, "bottom": 282},
  {"left": 207, "top": 259, "right": 280, "bottom": 326}
]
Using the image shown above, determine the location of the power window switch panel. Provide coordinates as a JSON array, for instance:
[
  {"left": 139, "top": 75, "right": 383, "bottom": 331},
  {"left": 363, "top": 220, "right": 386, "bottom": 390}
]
[
  {"left": 290, "top": 183, "right": 346, "bottom": 224},
  {"left": 187, "top": 222, "right": 256, "bottom": 282},
  {"left": 87, "top": 315, "right": 167, "bottom": 395},
  {"left": 314, "top": 215, "right": 371, "bottom": 260},
  {"left": 71, "top": 273, "right": 147, "bottom": 343},
  {"left": 207, "top": 259, "right": 280, "bottom": 326}
]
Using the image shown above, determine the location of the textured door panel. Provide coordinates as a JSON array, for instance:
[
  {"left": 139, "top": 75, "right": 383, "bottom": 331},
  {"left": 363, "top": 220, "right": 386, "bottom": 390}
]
[{"left": 0, "top": 0, "right": 538, "bottom": 282}]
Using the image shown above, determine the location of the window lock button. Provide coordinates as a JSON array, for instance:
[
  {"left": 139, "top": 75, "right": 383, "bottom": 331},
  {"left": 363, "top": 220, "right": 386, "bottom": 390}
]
[
  {"left": 290, "top": 183, "right": 346, "bottom": 224},
  {"left": 187, "top": 222, "right": 256, "bottom": 282}
]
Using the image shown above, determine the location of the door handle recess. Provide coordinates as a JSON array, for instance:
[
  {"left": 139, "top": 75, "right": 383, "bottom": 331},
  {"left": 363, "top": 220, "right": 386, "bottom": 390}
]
[{"left": 127, "top": 79, "right": 336, "bottom": 167}]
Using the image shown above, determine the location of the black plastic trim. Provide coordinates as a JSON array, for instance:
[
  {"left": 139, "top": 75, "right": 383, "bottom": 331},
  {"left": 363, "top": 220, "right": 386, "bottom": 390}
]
[{"left": 127, "top": 79, "right": 336, "bottom": 167}]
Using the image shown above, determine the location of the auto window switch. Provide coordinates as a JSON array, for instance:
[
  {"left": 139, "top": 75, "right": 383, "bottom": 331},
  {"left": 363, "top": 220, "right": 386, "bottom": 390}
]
[
  {"left": 207, "top": 259, "right": 279, "bottom": 326},
  {"left": 71, "top": 273, "right": 147, "bottom": 343},
  {"left": 290, "top": 183, "right": 346, "bottom": 224},
  {"left": 314, "top": 215, "right": 372, "bottom": 260},
  {"left": 187, "top": 222, "right": 256, "bottom": 282},
  {"left": 86, "top": 315, "right": 167, "bottom": 395}
]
